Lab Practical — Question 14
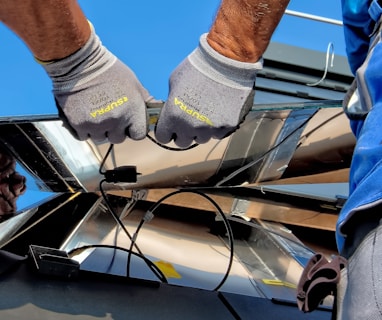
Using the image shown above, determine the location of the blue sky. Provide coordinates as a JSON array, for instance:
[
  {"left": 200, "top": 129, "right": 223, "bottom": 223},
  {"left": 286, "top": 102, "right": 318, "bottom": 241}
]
[
  {"left": 0, "top": 0, "right": 345, "bottom": 115},
  {"left": 0, "top": 0, "right": 346, "bottom": 211}
]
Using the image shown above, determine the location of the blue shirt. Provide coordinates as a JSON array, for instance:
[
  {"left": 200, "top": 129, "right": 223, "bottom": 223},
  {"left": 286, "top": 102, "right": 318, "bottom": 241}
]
[
  {"left": 341, "top": 0, "right": 374, "bottom": 74},
  {"left": 336, "top": 0, "right": 382, "bottom": 251}
]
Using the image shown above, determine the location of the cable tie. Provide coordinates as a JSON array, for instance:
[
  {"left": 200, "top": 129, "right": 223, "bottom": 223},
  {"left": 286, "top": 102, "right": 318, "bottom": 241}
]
[{"left": 143, "top": 210, "right": 154, "bottom": 222}]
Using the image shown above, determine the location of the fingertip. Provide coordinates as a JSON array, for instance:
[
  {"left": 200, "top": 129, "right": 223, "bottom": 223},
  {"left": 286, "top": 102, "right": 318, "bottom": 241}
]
[
  {"left": 173, "top": 135, "right": 193, "bottom": 149},
  {"left": 194, "top": 134, "right": 211, "bottom": 145},
  {"left": 211, "top": 126, "right": 235, "bottom": 141},
  {"left": 125, "top": 125, "right": 148, "bottom": 141},
  {"left": 154, "top": 125, "right": 173, "bottom": 145}
]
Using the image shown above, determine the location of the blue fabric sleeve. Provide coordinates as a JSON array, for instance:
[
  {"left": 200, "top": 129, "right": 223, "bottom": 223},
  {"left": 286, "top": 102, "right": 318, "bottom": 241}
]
[
  {"left": 337, "top": 1, "right": 382, "bottom": 251},
  {"left": 341, "top": 0, "right": 374, "bottom": 74}
]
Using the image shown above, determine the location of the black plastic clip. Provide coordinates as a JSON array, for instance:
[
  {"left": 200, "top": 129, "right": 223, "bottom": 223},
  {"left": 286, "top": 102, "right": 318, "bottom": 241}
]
[
  {"left": 104, "top": 166, "right": 138, "bottom": 183},
  {"left": 29, "top": 245, "right": 79, "bottom": 279}
]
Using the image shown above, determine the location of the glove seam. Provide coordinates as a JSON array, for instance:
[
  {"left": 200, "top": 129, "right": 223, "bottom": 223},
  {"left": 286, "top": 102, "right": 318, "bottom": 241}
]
[
  {"left": 188, "top": 33, "right": 262, "bottom": 88},
  {"left": 42, "top": 24, "right": 116, "bottom": 92}
]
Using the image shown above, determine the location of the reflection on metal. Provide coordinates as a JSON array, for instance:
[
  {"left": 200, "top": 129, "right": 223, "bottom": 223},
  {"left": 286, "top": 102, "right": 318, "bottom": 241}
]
[
  {"left": 0, "top": 192, "right": 83, "bottom": 249},
  {"left": 0, "top": 143, "right": 27, "bottom": 218},
  {"left": 0, "top": 32, "right": 351, "bottom": 319},
  {"left": 0, "top": 207, "right": 38, "bottom": 247},
  {"left": 0, "top": 190, "right": 334, "bottom": 318},
  {"left": 215, "top": 107, "right": 318, "bottom": 186},
  {"left": 56, "top": 194, "right": 316, "bottom": 300},
  {"left": 0, "top": 100, "right": 354, "bottom": 195},
  {"left": 0, "top": 190, "right": 330, "bottom": 305}
]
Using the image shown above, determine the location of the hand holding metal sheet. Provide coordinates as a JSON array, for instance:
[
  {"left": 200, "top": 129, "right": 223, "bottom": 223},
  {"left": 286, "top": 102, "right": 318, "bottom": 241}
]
[
  {"left": 155, "top": 34, "right": 262, "bottom": 148},
  {"left": 41, "top": 25, "right": 153, "bottom": 144}
]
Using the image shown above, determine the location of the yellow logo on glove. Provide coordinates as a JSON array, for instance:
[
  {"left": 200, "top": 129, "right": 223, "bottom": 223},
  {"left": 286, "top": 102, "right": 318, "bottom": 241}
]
[
  {"left": 90, "top": 96, "right": 128, "bottom": 118},
  {"left": 174, "top": 97, "right": 214, "bottom": 126}
]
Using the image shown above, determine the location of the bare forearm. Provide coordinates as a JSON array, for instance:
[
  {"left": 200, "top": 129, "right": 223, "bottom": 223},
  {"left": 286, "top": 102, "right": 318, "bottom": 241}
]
[
  {"left": 208, "top": 0, "right": 290, "bottom": 62},
  {"left": 0, "top": 0, "right": 90, "bottom": 61}
]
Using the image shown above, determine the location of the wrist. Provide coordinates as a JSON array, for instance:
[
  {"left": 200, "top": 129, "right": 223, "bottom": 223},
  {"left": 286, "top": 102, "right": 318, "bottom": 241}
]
[
  {"left": 0, "top": 0, "right": 91, "bottom": 61},
  {"left": 41, "top": 26, "right": 116, "bottom": 91},
  {"left": 207, "top": 27, "right": 261, "bottom": 63},
  {"left": 206, "top": 0, "right": 262, "bottom": 62},
  {"left": 207, "top": 0, "right": 289, "bottom": 62},
  {"left": 190, "top": 34, "right": 262, "bottom": 87}
]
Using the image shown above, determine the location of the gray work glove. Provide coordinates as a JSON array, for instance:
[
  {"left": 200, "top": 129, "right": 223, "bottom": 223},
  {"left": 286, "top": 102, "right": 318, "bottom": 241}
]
[
  {"left": 155, "top": 33, "right": 262, "bottom": 148},
  {"left": 41, "top": 25, "right": 152, "bottom": 144}
]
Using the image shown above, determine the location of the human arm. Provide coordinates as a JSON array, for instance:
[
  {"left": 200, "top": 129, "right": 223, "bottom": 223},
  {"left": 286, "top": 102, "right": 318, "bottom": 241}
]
[
  {"left": 341, "top": 0, "right": 374, "bottom": 74},
  {"left": 207, "top": 0, "right": 289, "bottom": 63},
  {"left": 155, "top": 0, "right": 290, "bottom": 147},
  {"left": 0, "top": 0, "right": 153, "bottom": 143},
  {"left": 0, "top": 0, "right": 90, "bottom": 63}
]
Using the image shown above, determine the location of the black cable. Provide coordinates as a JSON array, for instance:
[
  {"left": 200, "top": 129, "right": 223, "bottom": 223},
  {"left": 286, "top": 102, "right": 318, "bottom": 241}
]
[
  {"left": 105, "top": 219, "right": 119, "bottom": 274},
  {"left": 215, "top": 109, "right": 319, "bottom": 186},
  {"left": 99, "top": 179, "right": 167, "bottom": 280},
  {"left": 99, "top": 144, "right": 118, "bottom": 273},
  {"left": 146, "top": 133, "right": 199, "bottom": 151},
  {"left": 98, "top": 110, "right": 319, "bottom": 288},
  {"left": 97, "top": 147, "right": 140, "bottom": 251},
  {"left": 126, "top": 189, "right": 234, "bottom": 291},
  {"left": 68, "top": 244, "right": 167, "bottom": 283},
  {"left": 99, "top": 144, "right": 114, "bottom": 175},
  {"left": 98, "top": 144, "right": 138, "bottom": 247},
  {"left": 99, "top": 179, "right": 137, "bottom": 247},
  {"left": 98, "top": 146, "right": 164, "bottom": 282},
  {"left": 126, "top": 218, "right": 145, "bottom": 278}
]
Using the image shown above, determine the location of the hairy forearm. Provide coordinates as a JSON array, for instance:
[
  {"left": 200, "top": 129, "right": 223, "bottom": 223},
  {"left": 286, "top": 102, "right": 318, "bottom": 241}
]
[
  {"left": 0, "top": 0, "right": 90, "bottom": 61},
  {"left": 208, "top": 0, "right": 290, "bottom": 62}
]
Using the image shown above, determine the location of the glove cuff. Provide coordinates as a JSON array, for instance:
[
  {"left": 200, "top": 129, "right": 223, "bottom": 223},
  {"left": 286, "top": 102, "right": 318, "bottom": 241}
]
[
  {"left": 41, "top": 22, "right": 116, "bottom": 91},
  {"left": 189, "top": 33, "right": 263, "bottom": 88}
]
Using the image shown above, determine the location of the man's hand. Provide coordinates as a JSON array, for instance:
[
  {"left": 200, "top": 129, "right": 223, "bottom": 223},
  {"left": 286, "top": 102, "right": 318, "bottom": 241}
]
[
  {"left": 155, "top": 34, "right": 262, "bottom": 148},
  {"left": 41, "top": 26, "right": 152, "bottom": 144},
  {"left": 0, "top": 148, "right": 26, "bottom": 216}
]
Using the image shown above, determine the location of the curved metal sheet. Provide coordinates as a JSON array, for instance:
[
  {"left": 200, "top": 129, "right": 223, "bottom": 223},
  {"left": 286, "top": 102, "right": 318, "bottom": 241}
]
[{"left": 0, "top": 100, "right": 353, "bottom": 194}]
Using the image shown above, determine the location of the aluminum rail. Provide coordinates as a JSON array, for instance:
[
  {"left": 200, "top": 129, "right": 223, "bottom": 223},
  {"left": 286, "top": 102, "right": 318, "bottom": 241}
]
[{"left": 285, "top": 9, "right": 343, "bottom": 26}]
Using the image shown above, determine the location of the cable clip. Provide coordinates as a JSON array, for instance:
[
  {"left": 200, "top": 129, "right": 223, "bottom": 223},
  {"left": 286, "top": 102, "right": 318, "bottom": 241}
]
[
  {"left": 104, "top": 166, "right": 138, "bottom": 183},
  {"left": 143, "top": 210, "right": 154, "bottom": 222},
  {"left": 29, "top": 245, "right": 79, "bottom": 279}
]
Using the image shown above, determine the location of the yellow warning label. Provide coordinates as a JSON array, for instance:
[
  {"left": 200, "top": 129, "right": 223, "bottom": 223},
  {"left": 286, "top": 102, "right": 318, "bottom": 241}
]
[
  {"left": 262, "top": 279, "right": 296, "bottom": 289},
  {"left": 154, "top": 260, "right": 182, "bottom": 279}
]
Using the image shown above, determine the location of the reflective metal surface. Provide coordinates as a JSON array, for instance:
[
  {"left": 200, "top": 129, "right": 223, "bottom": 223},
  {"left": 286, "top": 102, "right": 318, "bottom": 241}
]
[
  {"left": 0, "top": 42, "right": 353, "bottom": 318},
  {"left": 0, "top": 99, "right": 349, "bottom": 306},
  {"left": 0, "top": 101, "right": 354, "bottom": 196}
]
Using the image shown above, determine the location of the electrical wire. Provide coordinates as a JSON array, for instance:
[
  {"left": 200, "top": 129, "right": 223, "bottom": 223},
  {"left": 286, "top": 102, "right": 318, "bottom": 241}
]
[
  {"left": 99, "top": 143, "right": 114, "bottom": 175},
  {"left": 145, "top": 107, "right": 319, "bottom": 187},
  {"left": 98, "top": 144, "right": 167, "bottom": 282},
  {"left": 105, "top": 214, "right": 119, "bottom": 274},
  {"left": 98, "top": 144, "right": 138, "bottom": 250},
  {"left": 67, "top": 244, "right": 167, "bottom": 283},
  {"left": 126, "top": 189, "right": 234, "bottom": 291},
  {"left": 126, "top": 217, "right": 146, "bottom": 278},
  {"left": 97, "top": 109, "right": 320, "bottom": 288},
  {"left": 99, "top": 179, "right": 167, "bottom": 281},
  {"left": 99, "top": 180, "right": 136, "bottom": 247},
  {"left": 214, "top": 109, "right": 319, "bottom": 186},
  {"left": 146, "top": 133, "right": 199, "bottom": 151}
]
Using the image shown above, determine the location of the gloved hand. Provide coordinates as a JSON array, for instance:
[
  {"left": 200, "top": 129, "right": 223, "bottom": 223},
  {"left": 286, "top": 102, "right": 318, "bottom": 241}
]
[
  {"left": 40, "top": 24, "right": 152, "bottom": 144},
  {"left": 155, "top": 33, "right": 262, "bottom": 148}
]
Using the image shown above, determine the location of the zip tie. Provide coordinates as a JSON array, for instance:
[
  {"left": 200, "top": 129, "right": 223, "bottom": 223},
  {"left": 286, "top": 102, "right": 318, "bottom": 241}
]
[{"left": 143, "top": 210, "right": 154, "bottom": 222}]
